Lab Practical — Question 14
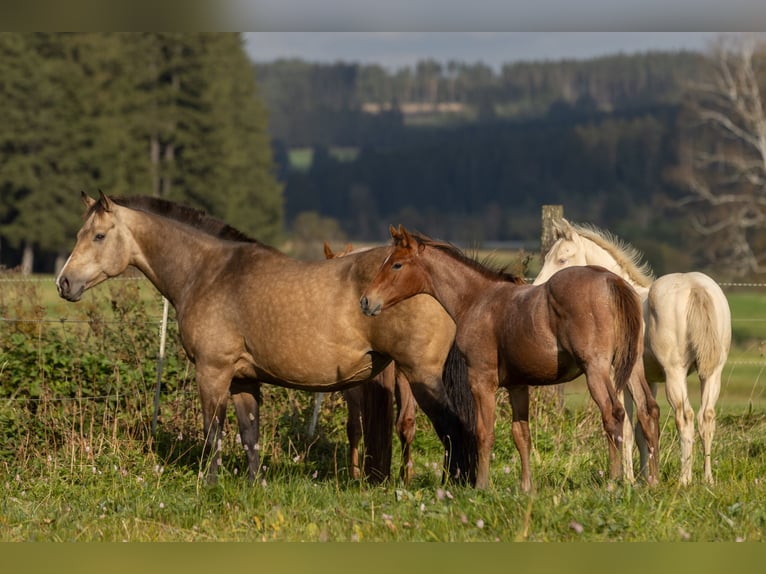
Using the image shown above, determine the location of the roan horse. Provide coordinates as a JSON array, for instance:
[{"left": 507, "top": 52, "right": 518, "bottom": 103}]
[
  {"left": 323, "top": 242, "right": 418, "bottom": 484},
  {"left": 534, "top": 218, "right": 731, "bottom": 484},
  {"left": 56, "top": 193, "right": 470, "bottom": 484},
  {"left": 360, "top": 225, "right": 660, "bottom": 491}
]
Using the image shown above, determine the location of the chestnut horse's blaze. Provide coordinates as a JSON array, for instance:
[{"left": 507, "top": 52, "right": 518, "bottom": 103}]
[{"left": 361, "top": 225, "right": 660, "bottom": 492}]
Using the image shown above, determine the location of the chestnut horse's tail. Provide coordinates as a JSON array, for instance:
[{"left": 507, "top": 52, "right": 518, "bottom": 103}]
[
  {"left": 361, "top": 370, "right": 395, "bottom": 483},
  {"left": 442, "top": 342, "right": 479, "bottom": 484},
  {"left": 609, "top": 277, "right": 644, "bottom": 394}
]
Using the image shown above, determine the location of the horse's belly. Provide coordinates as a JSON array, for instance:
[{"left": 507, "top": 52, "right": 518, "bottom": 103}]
[{"left": 244, "top": 340, "right": 380, "bottom": 391}]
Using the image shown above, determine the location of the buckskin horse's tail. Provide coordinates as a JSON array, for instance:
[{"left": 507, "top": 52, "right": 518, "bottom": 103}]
[
  {"left": 442, "top": 341, "right": 479, "bottom": 485},
  {"left": 609, "top": 277, "right": 644, "bottom": 394}
]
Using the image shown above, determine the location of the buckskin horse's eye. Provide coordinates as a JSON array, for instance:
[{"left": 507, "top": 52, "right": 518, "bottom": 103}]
[{"left": 94, "top": 233, "right": 106, "bottom": 242}]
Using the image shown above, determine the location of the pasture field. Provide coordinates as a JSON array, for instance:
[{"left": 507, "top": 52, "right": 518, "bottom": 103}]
[{"left": 1, "top": 274, "right": 765, "bottom": 542}]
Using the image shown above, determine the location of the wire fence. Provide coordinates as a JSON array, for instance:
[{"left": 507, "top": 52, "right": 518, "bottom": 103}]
[{"left": 3, "top": 274, "right": 766, "bottom": 403}]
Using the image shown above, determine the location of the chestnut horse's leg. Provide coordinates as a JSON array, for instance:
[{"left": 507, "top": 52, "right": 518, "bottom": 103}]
[
  {"left": 508, "top": 385, "right": 532, "bottom": 493},
  {"left": 394, "top": 371, "right": 417, "bottom": 484},
  {"left": 196, "top": 365, "right": 233, "bottom": 484},
  {"left": 230, "top": 378, "right": 262, "bottom": 483}
]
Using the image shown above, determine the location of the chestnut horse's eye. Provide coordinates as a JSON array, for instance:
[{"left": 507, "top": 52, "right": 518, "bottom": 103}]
[
  {"left": 94, "top": 233, "right": 106, "bottom": 242},
  {"left": 392, "top": 262, "right": 403, "bottom": 270}
]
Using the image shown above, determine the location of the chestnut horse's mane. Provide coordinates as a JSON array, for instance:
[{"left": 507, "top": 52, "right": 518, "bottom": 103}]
[
  {"left": 90, "top": 195, "right": 277, "bottom": 249},
  {"left": 409, "top": 232, "right": 527, "bottom": 285}
]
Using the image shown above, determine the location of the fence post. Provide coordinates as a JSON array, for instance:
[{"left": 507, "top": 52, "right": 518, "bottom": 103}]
[
  {"left": 151, "top": 296, "right": 170, "bottom": 437},
  {"left": 540, "top": 205, "right": 566, "bottom": 410}
]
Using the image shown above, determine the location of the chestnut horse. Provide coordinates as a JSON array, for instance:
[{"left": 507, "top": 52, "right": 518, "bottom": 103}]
[
  {"left": 56, "top": 193, "right": 470, "bottom": 484},
  {"left": 534, "top": 218, "right": 731, "bottom": 484},
  {"left": 322, "top": 242, "right": 418, "bottom": 484},
  {"left": 361, "top": 225, "right": 660, "bottom": 491}
]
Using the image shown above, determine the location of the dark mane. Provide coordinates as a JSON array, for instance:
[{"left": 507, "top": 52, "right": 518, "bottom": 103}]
[
  {"left": 90, "top": 195, "right": 271, "bottom": 247},
  {"left": 411, "top": 232, "right": 526, "bottom": 285}
]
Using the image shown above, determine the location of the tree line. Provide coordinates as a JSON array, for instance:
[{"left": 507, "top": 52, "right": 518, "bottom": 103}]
[
  {"left": 0, "top": 33, "right": 282, "bottom": 273},
  {"left": 256, "top": 51, "right": 722, "bottom": 275}
]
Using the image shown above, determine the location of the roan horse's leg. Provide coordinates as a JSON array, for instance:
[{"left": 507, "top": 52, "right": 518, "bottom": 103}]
[
  {"left": 230, "top": 379, "right": 262, "bottom": 482},
  {"left": 469, "top": 368, "right": 499, "bottom": 490},
  {"left": 582, "top": 364, "right": 625, "bottom": 481},
  {"left": 508, "top": 385, "right": 532, "bottom": 493}
]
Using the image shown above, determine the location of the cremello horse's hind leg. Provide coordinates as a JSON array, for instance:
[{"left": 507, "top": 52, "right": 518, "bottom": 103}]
[
  {"left": 664, "top": 366, "right": 696, "bottom": 485},
  {"left": 619, "top": 390, "right": 636, "bottom": 483},
  {"left": 698, "top": 366, "right": 723, "bottom": 484}
]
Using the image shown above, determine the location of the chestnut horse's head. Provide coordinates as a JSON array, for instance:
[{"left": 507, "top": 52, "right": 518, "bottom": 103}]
[
  {"left": 56, "top": 191, "right": 133, "bottom": 301},
  {"left": 360, "top": 225, "right": 428, "bottom": 317}
]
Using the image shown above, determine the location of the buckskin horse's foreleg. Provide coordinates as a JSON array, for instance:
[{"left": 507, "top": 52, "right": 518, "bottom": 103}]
[
  {"left": 231, "top": 378, "right": 262, "bottom": 483},
  {"left": 197, "top": 366, "right": 232, "bottom": 484}
]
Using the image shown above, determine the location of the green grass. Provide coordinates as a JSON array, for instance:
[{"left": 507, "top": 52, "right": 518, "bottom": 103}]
[{"left": 2, "top": 272, "right": 766, "bottom": 541}]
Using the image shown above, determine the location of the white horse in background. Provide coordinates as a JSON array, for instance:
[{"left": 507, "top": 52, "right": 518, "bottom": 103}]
[{"left": 534, "top": 219, "right": 731, "bottom": 485}]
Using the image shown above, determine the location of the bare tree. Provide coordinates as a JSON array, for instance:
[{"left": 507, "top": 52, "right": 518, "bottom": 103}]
[{"left": 671, "top": 34, "right": 766, "bottom": 276}]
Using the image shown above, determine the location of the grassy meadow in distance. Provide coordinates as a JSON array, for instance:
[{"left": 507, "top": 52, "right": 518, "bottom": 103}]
[{"left": 1, "top": 268, "right": 765, "bottom": 542}]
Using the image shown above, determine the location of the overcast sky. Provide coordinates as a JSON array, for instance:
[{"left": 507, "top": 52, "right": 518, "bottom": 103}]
[{"left": 245, "top": 32, "right": 727, "bottom": 70}]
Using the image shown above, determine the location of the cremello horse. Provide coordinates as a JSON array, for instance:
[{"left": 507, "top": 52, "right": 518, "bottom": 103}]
[{"left": 534, "top": 219, "right": 731, "bottom": 485}]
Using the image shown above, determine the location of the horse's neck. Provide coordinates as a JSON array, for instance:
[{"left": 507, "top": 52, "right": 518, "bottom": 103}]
[
  {"left": 424, "top": 248, "right": 499, "bottom": 321},
  {"left": 126, "top": 212, "right": 263, "bottom": 307},
  {"left": 583, "top": 239, "right": 650, "bottom": 299}
]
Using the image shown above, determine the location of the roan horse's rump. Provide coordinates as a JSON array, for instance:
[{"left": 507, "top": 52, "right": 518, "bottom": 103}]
[{"left": 56, "top": 192, "right": 472, "bottom": 484}]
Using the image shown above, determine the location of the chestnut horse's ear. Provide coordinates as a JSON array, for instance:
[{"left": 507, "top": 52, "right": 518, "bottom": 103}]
[
  {"left": 323, "top": 241, "right": 334, "bottom": 260},
  {"left": 389, "top": 224, "right": 401, "bottom": 242},
  {"left": 97, "top": 189, "right": 114, "bottom": 212},
  {"left": 81, "top": 191, "right": 96, "bottom": 208}
]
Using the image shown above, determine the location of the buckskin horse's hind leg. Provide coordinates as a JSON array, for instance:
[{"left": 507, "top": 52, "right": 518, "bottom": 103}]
[{"left": 231, "top": 378, "right": 262, "bottom": 482}]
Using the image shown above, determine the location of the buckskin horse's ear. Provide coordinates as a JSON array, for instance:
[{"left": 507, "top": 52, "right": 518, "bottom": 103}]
[
  {"left": 97, "top": 189, "right": 114, "bottom": 212},
  {"left": 81, "top": 191, "right": 96, "bottom": 208}
]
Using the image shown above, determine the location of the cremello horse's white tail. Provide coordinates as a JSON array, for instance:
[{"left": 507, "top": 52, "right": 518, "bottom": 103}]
[{"left": 687, "top": 286, "right": 725, "bottom": 380}]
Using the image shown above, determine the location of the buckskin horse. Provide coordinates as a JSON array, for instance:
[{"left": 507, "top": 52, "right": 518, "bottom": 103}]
[{"left": 56, "top": 193, "right": 470, "bottom": 484}]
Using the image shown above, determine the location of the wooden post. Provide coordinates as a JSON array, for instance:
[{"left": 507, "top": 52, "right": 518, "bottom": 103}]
[
  {"left": 541, "top": 205, "right": 566, "bottom": 410},
  {"left": 541, "top": 205, "right": 564, "bottom": 255},
  {"left": 151, "top": 296, "right": 170, "bottom": 437}
]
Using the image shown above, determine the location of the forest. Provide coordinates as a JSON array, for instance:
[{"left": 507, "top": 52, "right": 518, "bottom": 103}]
[
  {"left": 0, "top": 33, "right": 282, "bottom": 273},
  {"left": 2, "top": 34, "right": 765, "bottom": 278},
  {"left": 257, "top": 51, "right": 720, "bottom": 275}
]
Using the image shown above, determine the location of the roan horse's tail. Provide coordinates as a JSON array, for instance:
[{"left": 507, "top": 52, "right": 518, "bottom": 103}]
[
  {"left": 608, "top": 277, "right": 645, "bottom": 393},
  {"left": 442, "top": 342, "right": 479, "bottom": 485},
  {"left": 687, "top": 286, "right": 724, "bottom": 379}
]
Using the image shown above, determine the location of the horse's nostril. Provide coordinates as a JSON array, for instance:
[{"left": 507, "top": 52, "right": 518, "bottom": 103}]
[{"left": 360, "top": 295, "right": 368, "bottom": 310}]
